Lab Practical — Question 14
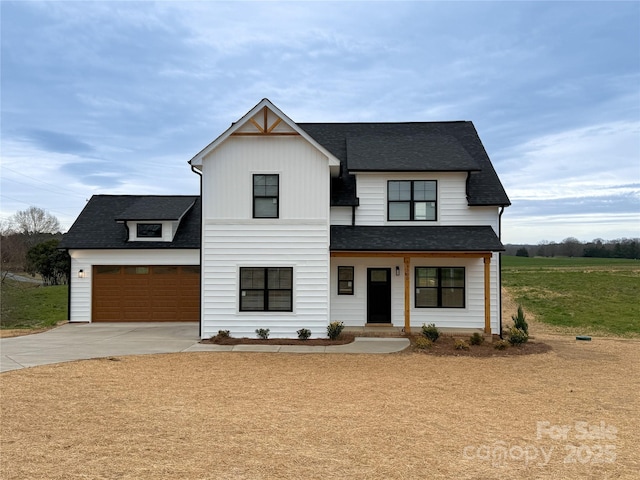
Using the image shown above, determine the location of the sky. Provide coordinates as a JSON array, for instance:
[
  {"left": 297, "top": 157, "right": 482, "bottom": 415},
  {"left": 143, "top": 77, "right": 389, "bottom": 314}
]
[{"left": 1, "top": 1, "right": 639, "bottom": 244}]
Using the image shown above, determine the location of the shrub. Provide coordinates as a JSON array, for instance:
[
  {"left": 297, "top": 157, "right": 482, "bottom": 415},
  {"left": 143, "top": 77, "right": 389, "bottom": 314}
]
[
  {"left": 494, "top": 339, "right": 509, "bottom": 350},
  {"left": 327, "top": 321, "right": 344, "bottom": 340},
  {"left": 421, "top": 323, "right": 440, "bottom": 342},
  {"left": 512, "top": 305, "right": 529, "bottom": 335},
  {"left": 507, "top": 326, "right": 529, "bottom": 346},
  {"left": 255, "top": 328, "right": 270, "bottom": 339},
  {"left": 469, "top": 332, "right": 484, "bottom": 345},
  {"left": 297, "top": 328, "right": 311, "bottom": 340},
  {"left": 414, "top": 336, "right": 433, "bottom": 350},
  {"left": 217, "top": 330, "right": 230, "bottom": 338},
  {"left": 454, "top": 339, "right": 470, "bottom": 350}
]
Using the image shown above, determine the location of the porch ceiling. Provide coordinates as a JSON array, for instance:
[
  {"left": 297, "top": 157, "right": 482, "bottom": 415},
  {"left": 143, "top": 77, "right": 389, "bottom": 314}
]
[{"left": 330, "top": 225, "right": 504, "bottom": 253}]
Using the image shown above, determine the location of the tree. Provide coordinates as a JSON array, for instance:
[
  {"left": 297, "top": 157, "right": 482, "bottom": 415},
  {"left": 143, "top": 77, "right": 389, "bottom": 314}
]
[
  {"left": 25, "top": 239, "right": 70, "bottom": 285},
  {"left": 561, "top": 237, "right": 582, "bottom": 257},
  {"left": 0, "top": 234, "right": 29, "bottom": 281},
  {"left": 515, "top": 247, "right": 529, "bottom": 257},
  {"left": 11, "top": 206, "right": 61, "bottom": 236}
]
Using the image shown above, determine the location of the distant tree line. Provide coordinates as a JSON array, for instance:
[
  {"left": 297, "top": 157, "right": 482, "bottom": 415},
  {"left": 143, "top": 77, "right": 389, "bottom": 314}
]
[
  {"left": 1, "top": 206, "right": 69, "bottom": 285},
  {"left": 505, "top": 237, "right": 639, "bottom": 259}
]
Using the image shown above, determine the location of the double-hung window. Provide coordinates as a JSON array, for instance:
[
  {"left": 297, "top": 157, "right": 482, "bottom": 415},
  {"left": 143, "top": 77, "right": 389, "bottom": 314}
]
[
  {"left": 415, "top": 267, "right": 465, "bottom": 308},
  {"left": 240, "top": 267, "right": 292, "bottom": 312},
  {"left": 388, "top": 180, "right": 437, "bottom": 221},
  {"left": 253, "top": 174, "right": 279, "bottom": 218},
  {"left": 337, "top": 266, "right": 354, "bottom": 295}
]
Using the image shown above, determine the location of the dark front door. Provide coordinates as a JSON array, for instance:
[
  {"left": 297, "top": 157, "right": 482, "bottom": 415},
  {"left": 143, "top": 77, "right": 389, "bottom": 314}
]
[{"left": 367, "top": 268, "right": 392, "bottom": 324}]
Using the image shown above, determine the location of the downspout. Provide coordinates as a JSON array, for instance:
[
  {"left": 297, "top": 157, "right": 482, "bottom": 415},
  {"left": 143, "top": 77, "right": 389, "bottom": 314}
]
[
  {"left": 351, "top": 205, "right": 356, "bottom": 226},
  {"left": 191, "top": 163, "right": 204, "bottom": 339},
  {"left": 498, "top": 206, "right": 505, "bottom": 339},
  {"left": 65, "top": 248, "right": 71, "bottom": 323}
]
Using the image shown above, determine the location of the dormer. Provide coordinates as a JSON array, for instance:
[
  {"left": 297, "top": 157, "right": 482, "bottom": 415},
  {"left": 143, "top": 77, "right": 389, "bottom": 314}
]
[{"left": 115, "top": 196, "right": 197, "bottom": 242}]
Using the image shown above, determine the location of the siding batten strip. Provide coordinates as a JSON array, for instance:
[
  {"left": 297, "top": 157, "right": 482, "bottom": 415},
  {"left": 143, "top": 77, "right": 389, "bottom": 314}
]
[{"left": 404, "top": 256, "right": 410, "bottom": 334}]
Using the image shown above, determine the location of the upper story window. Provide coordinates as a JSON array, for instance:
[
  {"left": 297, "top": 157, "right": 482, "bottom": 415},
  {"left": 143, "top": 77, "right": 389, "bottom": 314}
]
[
  {"left": 137, "top": 223, "right": 162, "bottom": 238},
  {"left": 388, "top": 180, "right": 437, "bottom": 221},
  {"left": 253, "top": 174, "right": 279, "bottom": 218}
]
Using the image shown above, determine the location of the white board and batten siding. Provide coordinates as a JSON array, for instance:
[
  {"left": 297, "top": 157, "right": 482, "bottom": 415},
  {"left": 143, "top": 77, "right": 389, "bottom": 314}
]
[
  {"left": 68, "top": 249, "right": 200, "bottom": 322},
  {"left": 201, "top": 136, "right": 331, "bottom": 221},
  {"left": 200, "top": 135, "right": 332, "bottom": 339},
  {"left": 330, "top": 255, "right": 501, "bottom": 333}
]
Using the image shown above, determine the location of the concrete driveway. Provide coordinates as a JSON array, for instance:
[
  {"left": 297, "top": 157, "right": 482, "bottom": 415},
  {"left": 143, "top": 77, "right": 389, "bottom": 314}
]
[{"left": 1, "top": 323, "right": 410, "bottom": 372}]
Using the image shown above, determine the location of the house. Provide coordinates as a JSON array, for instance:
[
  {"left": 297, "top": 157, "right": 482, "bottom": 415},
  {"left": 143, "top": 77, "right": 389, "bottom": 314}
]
[{"left": 60, "top": 99, "right": 510, "bottom": 338}]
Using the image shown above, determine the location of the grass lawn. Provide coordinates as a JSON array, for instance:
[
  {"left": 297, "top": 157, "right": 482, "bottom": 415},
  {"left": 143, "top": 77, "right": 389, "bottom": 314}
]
[
  {"left": 502, "top": 256, "right": 639, "bottom": 336},
  {"left": 0, "top": 279, "right": 68, "bottom": 329}
]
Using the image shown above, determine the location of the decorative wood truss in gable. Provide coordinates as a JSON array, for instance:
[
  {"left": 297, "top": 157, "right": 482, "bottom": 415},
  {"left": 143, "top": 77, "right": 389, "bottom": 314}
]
[{"left": 232, "top": 106, "right": 300, "bottom": 136}]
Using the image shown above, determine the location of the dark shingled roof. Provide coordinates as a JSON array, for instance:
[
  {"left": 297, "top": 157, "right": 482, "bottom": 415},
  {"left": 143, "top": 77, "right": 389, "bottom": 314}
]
[
  {"left": 346, "top": 134, "right": 480, "bottom": 172},
  {"left": 299, "top": 122, "right": 511, "bottom": 206},
  {"left": 115, "top": 196, "right": 196, "bottom": 221},
  {"left": 59, "top": 195, "right": 200, "bottom": 250},
  {"left": 330, "top": 225, "right": 504, "bottom": 252}
]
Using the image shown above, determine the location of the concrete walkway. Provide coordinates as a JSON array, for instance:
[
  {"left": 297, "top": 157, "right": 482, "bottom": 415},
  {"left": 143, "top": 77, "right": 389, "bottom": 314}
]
[{"left": 0, "top": 323, "right": 410, "bottom": 372}]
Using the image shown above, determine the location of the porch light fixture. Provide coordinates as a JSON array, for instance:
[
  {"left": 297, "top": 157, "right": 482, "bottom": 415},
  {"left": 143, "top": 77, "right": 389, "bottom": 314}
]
[
  {"left": 395, "top": 266, "right": 400, "bottom": 276},
  {"left": 78, "top": 269, "right": 85, "bottom": 278}
]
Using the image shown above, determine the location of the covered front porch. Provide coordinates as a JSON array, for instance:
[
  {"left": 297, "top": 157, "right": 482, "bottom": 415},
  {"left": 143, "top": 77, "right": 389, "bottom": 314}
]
[{"left": 329, "top": 225, "right": 505, "bottom": 335}]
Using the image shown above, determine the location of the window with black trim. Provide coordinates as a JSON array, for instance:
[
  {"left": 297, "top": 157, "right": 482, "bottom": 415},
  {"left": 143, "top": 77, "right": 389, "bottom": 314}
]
[
  {"left": 337, "top": 266, "right": 354, "bottom": 295},
  {"left": 137, "top": 223, "right": 162, "bottom": 238},
  {"left": 240, "top": 267, "right": 292, "bottom": 311},
  {"left": 415, "top": 267, "right": 465, "bottom": 308},
  {"left": 388, "top": 180, "right": 437, "bottom": 221},
  {"left": 253, "top": 174, "right": 279, "bottom": 218}
]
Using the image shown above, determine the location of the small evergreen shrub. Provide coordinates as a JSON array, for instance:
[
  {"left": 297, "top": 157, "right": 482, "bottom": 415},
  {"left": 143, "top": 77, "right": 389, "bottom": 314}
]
[
  {"left": 421, "top": 323, "right": 440, "bottom": 342},
  {"left": 469, "top": 332, "right": 484, "bottom": 345},
  {"left": 454, "top": 339, "right": 470, "bottom": 350},
  {"left": 255, "top": 328, "right": 270, "bottom": 339},
  {"left": 494, "top": 339, "right": 509, "bottom": 350},
  {"left": 512, "top": 305, "right": 529, "bottom": 335},
  {"left": 327, "top": 321, "right": 344, "bottom": 340},
  {"left": 217, "top": 330, "right": 230, "bottom": 338},
  {"left": 414, "top": 336, "right": 433, "bottom": 350},
  {"left": 297, "top": 328, "right": 311, "bottom": 340},
  {"left": 507, "top": 326, "right": 529, "bottom": 346}
]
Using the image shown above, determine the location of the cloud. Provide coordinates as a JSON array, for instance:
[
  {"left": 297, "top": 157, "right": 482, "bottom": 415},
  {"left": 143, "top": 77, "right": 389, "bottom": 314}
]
[
  {"left": 499, "top": 120, "right": 640, "bottom": 200},
  {"left": 504, "top": 212, "right": 640, "bottom": 244},
  {"left": 1, "top": 0, "right": 638, "bottom": 243},
  {"left": 19, "top": 129, "right": 94, "bottom": 155}
]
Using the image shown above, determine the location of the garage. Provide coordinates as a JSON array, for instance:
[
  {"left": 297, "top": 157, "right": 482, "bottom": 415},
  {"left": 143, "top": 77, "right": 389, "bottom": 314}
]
[{"left": 92, "top": 265, "right": 200, "bottom": 322}]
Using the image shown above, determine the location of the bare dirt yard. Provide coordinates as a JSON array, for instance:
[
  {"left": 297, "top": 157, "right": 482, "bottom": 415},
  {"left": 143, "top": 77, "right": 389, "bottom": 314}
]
[{"left": 1, "top": 294, "right": 639, "bottom": 479}]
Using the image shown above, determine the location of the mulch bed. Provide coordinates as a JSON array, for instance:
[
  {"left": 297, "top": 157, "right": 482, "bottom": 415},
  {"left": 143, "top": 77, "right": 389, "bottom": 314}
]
[
  {"left": 407, "top": 334, "right": 552, "bottom": 357},
  {"left": 202, "top": 332, "right": 550, "bottom": 356},
  {"left": 202, "top": 333, "right": 356, "bottom": 346}
]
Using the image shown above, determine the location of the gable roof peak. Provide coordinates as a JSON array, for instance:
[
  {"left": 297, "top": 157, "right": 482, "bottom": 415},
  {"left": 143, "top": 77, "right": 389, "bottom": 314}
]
[{"left": 189, "top": 98, "right": 340, "bottom": 169}]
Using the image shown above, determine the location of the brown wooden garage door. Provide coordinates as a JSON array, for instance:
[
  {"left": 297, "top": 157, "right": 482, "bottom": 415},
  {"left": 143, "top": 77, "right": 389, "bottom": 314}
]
[{"left": 93, "top": 265, "right": 200, "bottom": 322}]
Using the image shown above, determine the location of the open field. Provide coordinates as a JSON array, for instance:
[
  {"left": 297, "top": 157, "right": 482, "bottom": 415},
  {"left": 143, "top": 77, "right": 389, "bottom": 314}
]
[
  {"left": 0, "top": 279, "right": 67, "bottom": 332},
  {"left": 502, "top": 257, "right": 639, "bottom": 336},
  {"left": 2, "top": 333, "right": 638, "bottom": 480}
]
